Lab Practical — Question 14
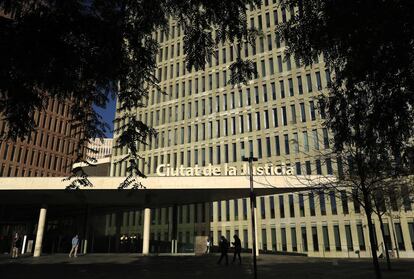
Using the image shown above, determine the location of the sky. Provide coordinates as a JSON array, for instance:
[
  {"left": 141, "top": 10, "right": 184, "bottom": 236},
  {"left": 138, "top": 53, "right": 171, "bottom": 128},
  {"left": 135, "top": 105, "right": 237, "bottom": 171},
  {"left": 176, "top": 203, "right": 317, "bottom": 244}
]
[{"left": 94, "top": 96, "right": 116, "bottom": 138}]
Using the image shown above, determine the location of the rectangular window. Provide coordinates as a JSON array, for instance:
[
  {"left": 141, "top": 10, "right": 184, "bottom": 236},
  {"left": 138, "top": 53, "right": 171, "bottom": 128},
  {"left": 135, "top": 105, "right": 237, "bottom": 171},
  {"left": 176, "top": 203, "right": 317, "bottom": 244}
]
[
  {"left": 266, "top": 137, "right": 271, "bottom": 157},
  {"left": 310, "top": 101, "right": 316, "bottom": 121},
  {"left": 312, "top": 226, "right": 319, "bottom": 251},
  {"left": 279, "top": 80, "right": 285, "bottom": 98},
  {"left": 281, "top": 228, "right": 287, "bottom": 251},
  {"left": 357, "top": 224, "right": 366, "bottom": 250},
  {"left": 270, "top": 196, "right": 275, "bottom": 219},
  {"left": 309, "top": 193, "right": 316, "bottom": 216},
  {"left": 284, "top": 134, "right": 290, "bottom": 155},
  {"left": 297, "top": 76, "right": 303, "bottom": 94},
  {"left": 322, "top": 226, "right": 330, "bottom": 251},
  {"left": 408, "top": 222, "right": 414, "bottom": 250},
  {"left": 281, "top": 107, "right": 287, "bottom": 126},
  {"left": 271, "top": 228, "right": 277, "bottom": 251},
  {"left": 243, "top": 198, "right": 248, "bottom": 220},
  {"left": 289, "top": 194, "right": 295, "bottom": 217},
  {"left": 301, "top": 227, "right": 308, "bottom": 252},
  {"left": 291, "top": 227, "right": 297, "bottom": 251},
  {"left": 316, "top": 71, "right": 322, "bottom": 90},
  {"left": 330, "top": 191, "right": 337, "bottom": 215},
  {"left": 232, "top": 143, "right": 237, "bottom": 162},
  {"left": 299, "top": 194, "right": 305, "bottom": 217},
  {"left": 306, "top": 74, "right": 313, "bottom": 93},
  {"left": 256, "top": 112, "right": 261, "bottom": 130},
  {"left": 279, "top": 195, "right": 285, "bottom": 218},
  {"left": 290, "top": 104, "right": 297, "bottom": 124},
  {"left": 319, "top": 192, "right": 326, "bottom": 215},
  {"left": 272, "top": 108, "right": 278, "bottom": 127},
  {"left": 334, "top": 225, "right": 342, "bottom": 251},
  {"left": 264, "top": 110, "right": 269, "bottom": 129},
  {"left": 395, "top": 223, "right": 406, "bottom": 250},
  {"left": 275, "top": 135, "right": 281, "bottom": 156},
  {"left": 341, "top": 191, "right": 349, "bottom": 214},
  {"left": 288, "top": 78, "right": 294, "bottom": 96},
  {"left": 345, "top": 225, "right": 353, "bottom": 251}
]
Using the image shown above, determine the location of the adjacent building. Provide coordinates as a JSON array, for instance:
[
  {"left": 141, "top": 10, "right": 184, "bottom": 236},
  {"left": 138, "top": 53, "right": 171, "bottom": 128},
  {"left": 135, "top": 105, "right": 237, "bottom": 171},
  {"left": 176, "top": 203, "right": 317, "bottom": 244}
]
[{"left": 0, "top": 98, "right": 80, "bottom": 177}]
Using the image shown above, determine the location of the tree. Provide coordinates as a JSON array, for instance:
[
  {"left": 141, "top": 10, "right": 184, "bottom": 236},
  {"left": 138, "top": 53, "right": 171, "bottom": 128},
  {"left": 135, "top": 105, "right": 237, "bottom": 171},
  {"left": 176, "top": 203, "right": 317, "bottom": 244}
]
[
  {"left": 276, "top": 1, "right": 414, "bottom": 278},
  {"left": 0, "top": 0, "right": 261, "bottom": 187}
]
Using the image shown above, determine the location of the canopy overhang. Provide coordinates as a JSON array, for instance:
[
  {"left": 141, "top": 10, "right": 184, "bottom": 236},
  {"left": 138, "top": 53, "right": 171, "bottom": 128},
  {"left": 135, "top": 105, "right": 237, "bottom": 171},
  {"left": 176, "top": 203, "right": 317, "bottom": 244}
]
[{"left": 0, "top": 175, "right": 330, "bottom": 208}]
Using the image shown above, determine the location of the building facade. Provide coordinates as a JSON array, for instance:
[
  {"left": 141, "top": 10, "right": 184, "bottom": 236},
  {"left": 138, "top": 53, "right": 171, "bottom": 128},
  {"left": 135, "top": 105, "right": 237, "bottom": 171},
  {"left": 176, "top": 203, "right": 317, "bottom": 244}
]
[
  {"left": 0, "top": 97, "right": 80, "bottom": 177},
  {"left": 108, "top": 0, "right": 414, "bottom": 257},
  {"left": 86, "top": 138, "right": 113, "bottom": 160}
]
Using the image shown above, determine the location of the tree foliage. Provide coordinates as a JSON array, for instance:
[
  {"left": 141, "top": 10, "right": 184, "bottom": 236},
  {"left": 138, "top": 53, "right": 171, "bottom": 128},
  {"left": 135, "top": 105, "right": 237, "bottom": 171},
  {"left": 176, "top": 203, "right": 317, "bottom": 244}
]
[
  {"left": 0, "top": 0, "right": 262, "bottom": 187},
  {"left": 277, "top": 1, "right": 414, "bottom": 278}
]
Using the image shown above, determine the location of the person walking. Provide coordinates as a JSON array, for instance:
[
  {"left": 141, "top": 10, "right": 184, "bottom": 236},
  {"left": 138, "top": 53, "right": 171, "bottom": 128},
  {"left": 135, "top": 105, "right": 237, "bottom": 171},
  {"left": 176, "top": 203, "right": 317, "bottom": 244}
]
[
  {"left": 11, "top": 233, "right": 21, "bottom": 259},
  {"left": 217, "top": 236, "right": 229, "bottom": 265},
  {"left": 232, "top": 235, "right": 242, "bottom": 264},
  {"left": 205, "top": 237, "right": 211, "bottom": 254},
  {"left": 69, "top": 234, "right": 79, "bottom": 258}
]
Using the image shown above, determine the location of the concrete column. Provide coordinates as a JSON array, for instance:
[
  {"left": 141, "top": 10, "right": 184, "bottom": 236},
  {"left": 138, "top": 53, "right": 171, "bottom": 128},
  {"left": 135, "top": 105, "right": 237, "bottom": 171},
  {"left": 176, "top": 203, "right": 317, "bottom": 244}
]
[
  {"left": 33, "top": 206, "right": 47, "bottom": 257},
  {"left": 142, "top": 208, "right": 151, "bottom": 255}
]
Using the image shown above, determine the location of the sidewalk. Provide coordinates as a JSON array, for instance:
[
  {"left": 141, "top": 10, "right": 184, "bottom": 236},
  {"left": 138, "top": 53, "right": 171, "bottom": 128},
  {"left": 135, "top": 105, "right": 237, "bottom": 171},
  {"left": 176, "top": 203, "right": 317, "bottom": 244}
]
[{"left": 1, "top": 253, "right": 413, "bottom": 279}]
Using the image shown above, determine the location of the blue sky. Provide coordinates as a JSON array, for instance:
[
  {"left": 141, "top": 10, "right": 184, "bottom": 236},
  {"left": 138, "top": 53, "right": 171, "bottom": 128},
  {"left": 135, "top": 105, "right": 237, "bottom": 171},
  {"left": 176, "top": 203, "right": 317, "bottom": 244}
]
[{"left": 94, "top": 96, "right": 116, "bottom": 138}]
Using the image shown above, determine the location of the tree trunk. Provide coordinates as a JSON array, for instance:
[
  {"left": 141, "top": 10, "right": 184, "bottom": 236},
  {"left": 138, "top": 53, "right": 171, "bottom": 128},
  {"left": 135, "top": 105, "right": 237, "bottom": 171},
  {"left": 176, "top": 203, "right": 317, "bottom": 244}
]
[
  {"left": 363, "top": 192, "right": 382, "bottom": 279},
  {"left": 377, "top": 214, "right": 391, "bottom": 270}
]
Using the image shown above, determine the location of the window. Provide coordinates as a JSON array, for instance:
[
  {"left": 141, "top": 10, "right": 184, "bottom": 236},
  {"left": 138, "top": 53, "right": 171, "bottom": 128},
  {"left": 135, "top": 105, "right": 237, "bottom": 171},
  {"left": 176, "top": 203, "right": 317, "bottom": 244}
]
[
  {"left": 279, "top": 80, "right": 285, "bottom": 98},
  {"left": 312, "top": 226, "right": 319, "bottom": 251},
  {"left": 291, "top": 227, "right": 297, "bottom": 251},
  {"left": 264, "top": 110, "right": 269, "bottom": 129},
  {"left": 301, "top": 227, "right": 308, "bottom": 252},
  {"left": 334, "top": 225, "right": 341, "bottom": 251},
  {"left": 330, "top": 191, "right": 337, "bottom": 215},
  {"left": 272, "top": 108, "right": 278, "bottom": 127},
  {"left": 395, "top": 223, "right": 406, "bottom": 250},
  {"left": 284, "top": 134, "right": 290, "bottom": 155},
  {"left": 310, "top": 101, "right": 316, "bottom": 120},
  {"left": 345, "top": 225, "right": 353, "bottom": 251},
  {"left": 281, "top": 228, "right": 287, "bottom": 251},
  {"left": 277, "top": 56, "right": 283, "bottom": 72},
  {"left": 299, "top": 194, "right": 305, "bottom": 217},
  {"left": 266, "top": 137, "right": 271, "bottom": 157},
  {"left": 281, "top": 107, "right": 287, "bottom": 126},
  {"left": 316, "top": 71, "right": 322, "bottom": 90},
  {"left": 319, "top": 192, "right": 326, "bottom": 215},
  {"left": 275, "top": 135, "right": 281, "bottom": 156},
  {"left": 309, "top": 192, "right": 315, "bottom": 216},
  {"left": 289, "top": 194, "right": 295, "bottom": 217},
  {"left": 290, "top": 104, "right": 297, "bottom": 124},
  {"left": 357, "top": 224, "right": 366, "bottom": 250},
  {"left": 297, "top": 76, "right": 303, "bottom": 94},
  {"left": 256, "top": 112, "right": 261, "bottom": 130},
  {"left": 306, "top": 74, "right": 313, "bottom": 93},
  {"left": 288, "top": 78, "right": 294, "bottom": 96},
  {"left": 341, "top": 191, "right": 349, "bottom": 214},
  {"left": 260, "top": 197, "right": 266, "bottom": 219},
  {"left": 279, "top": 195, "right": 285, "bottom": 218},
  {"left": 322, "top": 226, "right": 330, "bottom": 251},
  {"left": 270, "top": 196, "right": 275, "bottom": 218}
]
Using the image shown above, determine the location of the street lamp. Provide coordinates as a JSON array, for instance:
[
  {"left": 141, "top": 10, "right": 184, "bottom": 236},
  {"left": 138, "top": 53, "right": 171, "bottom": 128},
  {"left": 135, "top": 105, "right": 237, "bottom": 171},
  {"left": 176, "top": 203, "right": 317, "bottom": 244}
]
[{"left": 242, "top": 150, "right": 258, "bottom": 279}]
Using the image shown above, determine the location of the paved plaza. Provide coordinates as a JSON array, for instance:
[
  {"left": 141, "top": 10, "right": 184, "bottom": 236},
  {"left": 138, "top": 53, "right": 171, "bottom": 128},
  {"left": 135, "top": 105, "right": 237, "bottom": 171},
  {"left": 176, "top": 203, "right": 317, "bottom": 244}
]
[{"left": 1, "top": 254, "right": 413, "bottom": 279}]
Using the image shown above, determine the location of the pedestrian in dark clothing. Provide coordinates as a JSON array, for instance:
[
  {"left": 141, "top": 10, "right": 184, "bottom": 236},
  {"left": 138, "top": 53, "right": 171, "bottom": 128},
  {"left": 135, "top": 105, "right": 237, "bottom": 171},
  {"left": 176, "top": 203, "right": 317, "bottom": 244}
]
[
  {"left": 217, "top": 236, "right": 229, "bottom": 265},
  {"left": 232, "top": 235, "right": 242, "bottom": 264}
]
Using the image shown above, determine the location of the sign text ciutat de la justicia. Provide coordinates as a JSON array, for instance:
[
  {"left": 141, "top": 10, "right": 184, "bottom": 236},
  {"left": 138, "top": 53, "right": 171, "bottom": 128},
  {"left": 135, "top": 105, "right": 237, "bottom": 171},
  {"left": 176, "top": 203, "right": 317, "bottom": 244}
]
[{"left": 156, "top": 163, "right": 294, "bottom": 177}]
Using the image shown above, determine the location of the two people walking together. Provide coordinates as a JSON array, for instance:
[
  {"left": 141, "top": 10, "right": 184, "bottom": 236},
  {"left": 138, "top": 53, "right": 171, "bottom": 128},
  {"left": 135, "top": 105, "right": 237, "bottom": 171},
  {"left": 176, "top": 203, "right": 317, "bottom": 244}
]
[{"left": 217, "top": 235, "right": 242, "bottom": 265}]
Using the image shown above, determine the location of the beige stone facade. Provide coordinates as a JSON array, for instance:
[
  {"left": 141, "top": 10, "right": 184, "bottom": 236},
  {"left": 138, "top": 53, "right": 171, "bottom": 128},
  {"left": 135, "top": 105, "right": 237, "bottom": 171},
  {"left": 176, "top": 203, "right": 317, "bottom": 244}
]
[{"left": 109, "top": 0, "right": 414, "bottom": 257}]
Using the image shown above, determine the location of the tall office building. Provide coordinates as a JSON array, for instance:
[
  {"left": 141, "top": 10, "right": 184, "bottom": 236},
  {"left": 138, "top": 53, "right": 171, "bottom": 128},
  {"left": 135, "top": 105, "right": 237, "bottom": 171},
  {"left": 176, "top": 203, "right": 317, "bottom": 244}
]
[
  {"left": 109, "top": 1, "right": 414, "bottom": 257},
  {"left": 0, "top": 97, "right": 80, "bottom": 177}
]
